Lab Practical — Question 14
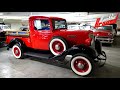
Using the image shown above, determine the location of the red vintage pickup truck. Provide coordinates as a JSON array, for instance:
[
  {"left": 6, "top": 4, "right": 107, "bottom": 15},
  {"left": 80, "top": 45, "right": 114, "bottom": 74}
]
[
  {"left": 6, "top": 16, "right": 94, "bottom": 56},
  {"left": 5, "top": 16, "right": 107, "bottom": 76}
]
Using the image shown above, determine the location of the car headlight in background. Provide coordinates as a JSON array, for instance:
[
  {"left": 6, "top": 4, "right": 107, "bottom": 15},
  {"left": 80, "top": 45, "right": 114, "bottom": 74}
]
[{"left": 108, "top": 33, "right": 113, "bottom": 38}]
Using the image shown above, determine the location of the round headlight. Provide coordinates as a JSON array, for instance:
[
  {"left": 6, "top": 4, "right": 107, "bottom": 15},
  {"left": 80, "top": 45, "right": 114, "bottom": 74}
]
[{"left": 108, "top": 33, "right": 113, "bottom": 36}]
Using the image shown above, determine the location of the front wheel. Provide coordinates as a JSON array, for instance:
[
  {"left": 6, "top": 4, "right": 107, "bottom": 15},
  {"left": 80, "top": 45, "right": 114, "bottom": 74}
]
[
  {"left": 12, "top": 44, "right": 24, "bottom": 59},
  {"left": 70, "top": 53, "right": 95, "bottom": 77},
  {"left": 49, "top": 37, "right": 68, "bottom": 56}
]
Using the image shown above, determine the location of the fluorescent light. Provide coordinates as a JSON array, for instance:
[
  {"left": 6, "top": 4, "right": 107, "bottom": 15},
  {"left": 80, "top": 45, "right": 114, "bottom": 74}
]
[{"left": 0, "top": 13, "right": 3, "bottom": 15}]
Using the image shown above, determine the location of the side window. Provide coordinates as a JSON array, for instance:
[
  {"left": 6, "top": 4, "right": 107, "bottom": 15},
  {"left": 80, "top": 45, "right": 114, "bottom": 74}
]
[{"left": 34, "top": 19, "right": 50, "bottom": 30}]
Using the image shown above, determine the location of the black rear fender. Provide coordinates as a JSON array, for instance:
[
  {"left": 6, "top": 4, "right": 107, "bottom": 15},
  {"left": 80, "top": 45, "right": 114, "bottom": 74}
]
[{"left": 7, "top": 38, "right": 26, "bottom": 50}]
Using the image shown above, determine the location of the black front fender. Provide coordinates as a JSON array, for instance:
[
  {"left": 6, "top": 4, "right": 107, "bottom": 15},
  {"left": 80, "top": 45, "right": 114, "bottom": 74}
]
[
  {"left": 50, "top": 44, "right": 98, "bottom": 62},
  {"left": 67, "top": 45, "right": 98, "bottom": 59}
]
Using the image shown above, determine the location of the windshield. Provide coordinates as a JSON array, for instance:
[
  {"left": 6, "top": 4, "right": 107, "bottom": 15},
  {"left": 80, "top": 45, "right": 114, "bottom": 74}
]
[
  {"left": 52, "top": 19, "right": 67, "bottom": 29},
  {"left": 96, "top": 26, "right": 112, "bottom": 31}
]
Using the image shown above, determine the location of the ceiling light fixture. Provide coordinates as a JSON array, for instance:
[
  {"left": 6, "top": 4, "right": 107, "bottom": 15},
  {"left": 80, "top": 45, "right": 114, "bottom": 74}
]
[{"left": 0, "top": 13, "right": 4, "bottom": 15}]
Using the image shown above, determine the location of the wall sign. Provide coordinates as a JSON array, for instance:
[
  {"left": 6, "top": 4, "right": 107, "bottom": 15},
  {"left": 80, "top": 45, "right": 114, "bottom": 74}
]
[{"left": 94, "top": 13, "right": 119, "bottom": 27}]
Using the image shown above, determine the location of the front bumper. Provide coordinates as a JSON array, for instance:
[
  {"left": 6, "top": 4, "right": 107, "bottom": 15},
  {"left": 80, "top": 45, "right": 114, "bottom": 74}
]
[{"left": 96, "top": 37, "right": 114, "bottom": 44}]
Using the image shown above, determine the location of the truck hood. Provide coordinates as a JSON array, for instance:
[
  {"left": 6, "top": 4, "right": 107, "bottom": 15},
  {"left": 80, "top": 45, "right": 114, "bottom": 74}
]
[
  {"left": 53, "top": 29, "right": 93, "bottom": 46},
  {"left": 93, "top": 30, "right": 111, "bottom": 37},
  {"left": 58, "top": 29, "right": 93, "bottom": 35}
]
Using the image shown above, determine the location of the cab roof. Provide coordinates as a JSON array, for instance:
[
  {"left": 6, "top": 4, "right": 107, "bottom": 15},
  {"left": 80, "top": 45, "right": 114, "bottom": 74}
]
[{"left": 29, "top": 16, "right": 65, "bottom": 20}]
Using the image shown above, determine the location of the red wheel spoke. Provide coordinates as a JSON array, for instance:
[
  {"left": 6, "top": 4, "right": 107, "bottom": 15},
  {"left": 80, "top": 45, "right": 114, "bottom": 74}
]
[
  {"left": 14, "top": 47, "right": 20, "bottom": 56},
  {"left": 52, "top": 40, "right": 64, "bottom": 54},
  {"left": 73, "top": 59, "right": 89, "bottom": 73}
]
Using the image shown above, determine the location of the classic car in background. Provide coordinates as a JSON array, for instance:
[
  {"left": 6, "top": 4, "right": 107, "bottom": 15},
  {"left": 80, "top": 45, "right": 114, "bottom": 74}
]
[
  {"left": 94, "top": 25, "right": 115, "bottom": 44},
  {"left": 0, "top": 24, "right": 11, "bottom": 32},
  {"left": 67, "top": 25, "right": 81, "bottom": 30},
  {"left": 0, "top": 24, "right": 11, "bottom": 47},
  {"left": 19, "top": 26, "right": 29, "bottom": 31},
  {"left": 68, "top": 24, "right": 117, "bottom": 44}
]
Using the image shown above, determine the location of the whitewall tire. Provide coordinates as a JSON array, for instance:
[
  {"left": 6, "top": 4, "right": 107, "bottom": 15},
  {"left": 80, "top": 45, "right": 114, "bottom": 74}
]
[
  {"left": 49, "top": 37, "right": 68, "bottom": 56},
  {"left": 71, "top": 54, "right": 94, "bottom": 76},
  {"left": 12, "top": 44, "right": 24, "bottom": 59}
]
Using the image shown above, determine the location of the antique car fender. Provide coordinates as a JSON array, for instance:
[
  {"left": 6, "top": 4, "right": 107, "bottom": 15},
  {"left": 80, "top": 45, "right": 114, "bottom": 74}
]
[
  {"left": 67, "top": 44, "right": 98, "bottom": 59},
  {"left": 7, "top": 38, "right": 26, "bottom": 50},
  {"left": 50, "top": 44, "right": 98, "bottom": 63}
]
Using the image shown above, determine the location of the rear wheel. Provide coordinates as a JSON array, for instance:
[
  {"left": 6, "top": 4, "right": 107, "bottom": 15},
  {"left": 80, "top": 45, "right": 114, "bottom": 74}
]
[
  {"left": 12, "top": 44, "right": 24, "bottom": 59},
  {"left": 49, "top": 37, "right": 68, "bottom": 56},
  {"left": 70, "top": 53, "right": 95, "bottom": 77}
]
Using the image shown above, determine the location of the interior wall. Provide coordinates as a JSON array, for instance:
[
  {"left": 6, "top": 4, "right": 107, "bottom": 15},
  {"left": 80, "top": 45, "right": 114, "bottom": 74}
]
[
  {"left": 117, "top": 20, "right": 120, "bottom": 28},
  {"left": 10, "top": 22, "right": 22, "bottom": 31},
  {"left": 4, "top": 20, "right": 28, "bottom": 31}
]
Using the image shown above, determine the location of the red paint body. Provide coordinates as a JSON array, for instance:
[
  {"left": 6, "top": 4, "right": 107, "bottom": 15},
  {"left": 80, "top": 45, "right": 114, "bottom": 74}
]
[
  {"left": 6, "top": 16, "right": 93, "bottom": 50},
  {"left": 94, "top": 30, "right": 112, "bottom": 37}
]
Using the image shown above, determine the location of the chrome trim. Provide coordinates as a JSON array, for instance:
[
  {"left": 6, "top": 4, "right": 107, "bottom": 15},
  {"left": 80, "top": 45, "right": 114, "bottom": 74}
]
[{"left": 96, "top": 37, "right": 114, "bottom": 43}]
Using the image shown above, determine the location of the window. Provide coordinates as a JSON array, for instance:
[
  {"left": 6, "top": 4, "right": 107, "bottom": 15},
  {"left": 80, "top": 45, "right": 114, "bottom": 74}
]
[
  {"left": 34, "top": 19, "right": 50, "bottom": 30},
  {"left": 0, "top": 25, "right": 10, "bottom": 29},
  {"left": 3, "top": 25, "right": 10, "bottom": 29},
  {"left": 52, "top": 19, "right": 67, "bottom": 29},
  {"left": 96, "top": 26, "right": 112, "bottom": 31}
]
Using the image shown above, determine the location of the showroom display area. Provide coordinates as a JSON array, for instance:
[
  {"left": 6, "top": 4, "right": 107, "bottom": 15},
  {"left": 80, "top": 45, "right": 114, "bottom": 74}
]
[{"left": 0, "top": 12, "right": 120, "bottom": 78}]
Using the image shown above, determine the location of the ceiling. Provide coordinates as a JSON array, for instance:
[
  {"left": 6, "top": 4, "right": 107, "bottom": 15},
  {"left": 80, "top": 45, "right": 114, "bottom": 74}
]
[
  {"left": 0, "top": 12, "right": 119, "bottom": 23},
  {"left": 0, "top": 12, "right": 114, "bottom": 16}
]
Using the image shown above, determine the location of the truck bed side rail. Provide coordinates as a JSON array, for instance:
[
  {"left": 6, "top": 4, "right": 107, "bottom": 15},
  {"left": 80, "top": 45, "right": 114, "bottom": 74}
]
[{"left": 6, "top": 31, "right": 30, "bottom": 36}]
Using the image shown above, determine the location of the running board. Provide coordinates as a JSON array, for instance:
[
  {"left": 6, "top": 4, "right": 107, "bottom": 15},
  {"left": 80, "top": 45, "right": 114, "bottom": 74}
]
[{"left": 24, "top": 52, "right": 54, "bottom": 60}]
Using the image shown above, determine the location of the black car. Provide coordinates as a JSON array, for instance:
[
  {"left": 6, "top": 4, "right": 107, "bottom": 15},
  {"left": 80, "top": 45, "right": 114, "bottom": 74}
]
[{"left": 19, "top": 26, "right": 29, "bottom": 31}]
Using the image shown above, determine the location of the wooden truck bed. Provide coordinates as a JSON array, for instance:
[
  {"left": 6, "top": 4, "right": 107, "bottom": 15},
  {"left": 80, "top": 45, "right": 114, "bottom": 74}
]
[
  {"left": 6, "top": 31, "right": 30, "bottom": 37},
  {"left": 5, "top": 30, "right": 32, "bottom": 48}
]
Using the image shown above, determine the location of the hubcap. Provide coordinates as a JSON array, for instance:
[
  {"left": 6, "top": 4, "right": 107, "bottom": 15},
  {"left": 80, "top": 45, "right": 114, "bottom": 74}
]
[
  {"left": 74, "top": 59, "right": 89, "bottom": 73},
  {"left": 55, "top": 44, "right": 60, "bottom": 50},
  {"left": 52, "top": 41, "right": 64, "bottom": 54},
  {"left": 77, "top": 63, "right": 84, "bottom": 69},
  {"left": 15, "top": 50, "right": 19, "bottom": 54},
  {"left": 14, "top": 47, "right": 20, "bottom": 56}
]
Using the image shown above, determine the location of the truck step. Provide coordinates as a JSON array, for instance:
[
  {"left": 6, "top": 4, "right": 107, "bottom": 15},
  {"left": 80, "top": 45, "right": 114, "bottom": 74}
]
[{"left": 24, "top": 51, "right": 54, "bottom": 60}]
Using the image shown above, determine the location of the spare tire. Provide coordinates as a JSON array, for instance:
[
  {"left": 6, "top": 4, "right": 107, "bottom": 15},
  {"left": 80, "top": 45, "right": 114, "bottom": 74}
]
[{"left": 49, "top": 37, "right": 68, "bottom": 56}]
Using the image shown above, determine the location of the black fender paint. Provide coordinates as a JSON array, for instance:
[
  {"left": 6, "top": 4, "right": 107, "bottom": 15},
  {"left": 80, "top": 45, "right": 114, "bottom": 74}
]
[
  {"left": 7, "top": 38, "right": 26, "bottom": 50},
  {"left": 50, "top": 44, "right": 98, "bottom": 63}
]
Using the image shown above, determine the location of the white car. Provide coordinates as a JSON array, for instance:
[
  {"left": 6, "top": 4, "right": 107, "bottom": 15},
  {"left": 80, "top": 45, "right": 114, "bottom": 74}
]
[
  {"left": 0, "top": 25, "right": 11, "bottom": 32},
  {"left": 67, "top": 24, "right": 96, "bottom": 31}
]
